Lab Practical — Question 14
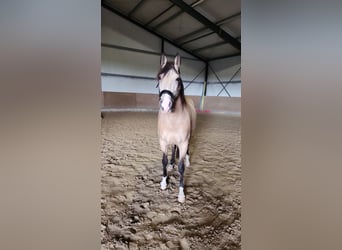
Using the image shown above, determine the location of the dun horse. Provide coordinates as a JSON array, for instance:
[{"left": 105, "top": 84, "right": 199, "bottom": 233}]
[{"left": 156, "top": 54, "right": 196, "bottom": 203}]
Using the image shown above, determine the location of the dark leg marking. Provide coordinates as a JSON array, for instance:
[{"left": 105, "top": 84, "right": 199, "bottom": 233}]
[
  {"left": 170, "top": 145, "right": 177, "bottom": 166},
  {"left": 178, "top": 159, "right": 185, "bottom": 188},
  {"left": 162, "top": 153, "right": 168, "bottom": 177}
]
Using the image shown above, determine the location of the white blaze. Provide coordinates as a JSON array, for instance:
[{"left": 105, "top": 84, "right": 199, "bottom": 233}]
[{"left": 161, "top": 94, "right": 172, "bottom": 112}]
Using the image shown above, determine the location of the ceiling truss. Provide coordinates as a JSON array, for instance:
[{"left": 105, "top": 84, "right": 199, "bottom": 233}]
[{"left": 102, "top": 0, "right": 241, "bottom": 62}]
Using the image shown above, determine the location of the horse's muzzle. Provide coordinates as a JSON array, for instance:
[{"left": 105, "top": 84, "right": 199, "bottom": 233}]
[{"left": 160, "top": 95, "right": 172, "bottom": 112}]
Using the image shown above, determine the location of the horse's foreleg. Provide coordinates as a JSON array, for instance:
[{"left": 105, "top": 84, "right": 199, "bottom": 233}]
[
  {"left": 170, "top": 145, "right": 177, "bottom": 169},
  {"left": 184, "top": 146, "right": 190, "bottom": 167},
  {"left": 177, "top": 143, "right": 188, "bottom": 203},
  {"left": 160, "top": 152, "right": 168, "bottom": 190}
]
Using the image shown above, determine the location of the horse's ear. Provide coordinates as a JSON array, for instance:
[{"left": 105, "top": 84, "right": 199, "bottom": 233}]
[
  {"left": 174, "top": 53, "right": 181, "bottom": 72},
  {"left": 160, "top": 54, "right": 167, "bottom": 68}
]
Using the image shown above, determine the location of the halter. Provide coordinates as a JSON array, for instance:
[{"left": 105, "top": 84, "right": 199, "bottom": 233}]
[
  {"left": 159, "top": 89, "right": 177, "bottom": 102},
  {"left": 156, "top": 63, "right": 184, "bottom": 111},
  {"left": 157, "top": 76, "right": 182, "bottom": 101}
]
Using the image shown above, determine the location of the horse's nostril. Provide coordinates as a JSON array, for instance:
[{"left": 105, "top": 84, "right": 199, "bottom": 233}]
[{"left": 168, "top": 102, "right": 172, "bottom": 108}]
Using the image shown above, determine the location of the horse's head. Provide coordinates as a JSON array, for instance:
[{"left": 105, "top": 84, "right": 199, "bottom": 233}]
[{"left": 157, "top": 54, "right": 184, "bottom": 113}]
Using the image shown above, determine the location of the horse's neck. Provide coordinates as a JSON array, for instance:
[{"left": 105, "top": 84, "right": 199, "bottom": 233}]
[{"left": 174, "top": 95, "right": 185, "bottom": 112}]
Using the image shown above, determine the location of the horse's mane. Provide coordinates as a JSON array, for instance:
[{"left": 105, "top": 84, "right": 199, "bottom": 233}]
[
  {"left": 157, "top": 62, "right": 186, "bottom": 109},
  {"left": 177, "top": 76, "right": 186, "bottom": 108}
]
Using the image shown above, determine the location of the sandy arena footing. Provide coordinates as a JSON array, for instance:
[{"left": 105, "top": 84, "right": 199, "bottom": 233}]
[{"left": 101, "top": 112, "right": 241, "bottom": 250}]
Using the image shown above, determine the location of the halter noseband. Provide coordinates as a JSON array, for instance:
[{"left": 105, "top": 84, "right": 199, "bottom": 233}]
[{"left": 159, "top": 89, "right": 177, "bottom": 102}]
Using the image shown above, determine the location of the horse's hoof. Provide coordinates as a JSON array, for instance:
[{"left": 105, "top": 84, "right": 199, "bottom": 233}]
[
  {"left": 160, "top": 177, "right": 167, "bottom": 190},
  {"left": 184, "top": 154, "right": 190, "bottom": 167},
  {"left": 161, "top": 184, "right": 167, "bottom": 190},
  {"left": 178, "top": 187, "right": 185, "bottom": 203}
]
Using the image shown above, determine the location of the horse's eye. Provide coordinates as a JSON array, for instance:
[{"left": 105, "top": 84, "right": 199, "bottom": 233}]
[{"left": 176, "top": 77, "right": 182, "bottom": 84}]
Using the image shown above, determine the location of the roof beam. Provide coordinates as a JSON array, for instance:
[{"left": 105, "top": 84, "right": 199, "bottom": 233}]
[
  {"left": 193, "top": 41, "right": 227, "bottom": 52},
  {"left": 153, "top": 0, "right": 205, "bottom": 30},
  {"left": 128, "top": 0, "right": 146, "bottom": 17},
  {"left": 180, "top": 31, "right": 214, "bottom": 46},
  {"left": 145, "top": 4, "right": 175, "bottom": 26},
  {"left": 216, "top": 12, "right": 241, "bottom": 25},
  {"left": 168, "top": 1, "right": 240, "bottom": 50},
  {"left": 209, "top": 52, "right": 241, "bottom": 61},
  {"left": 175, "top": 12, "right": 241, "bottom": 43},
  {"left": 102, "top": 1, "right": 206, "bottom": 62},
  {"left": 153, "top": 9, "right": 184, "bottom": 30}
]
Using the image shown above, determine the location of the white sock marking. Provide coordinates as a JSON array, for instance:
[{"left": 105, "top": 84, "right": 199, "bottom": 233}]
[
  {"left": 178, "top": 187, "right": 185, "bottom": 203},
  {"left": 184, "top": 154, "right": 190, "bottom": 167},
  {"left": 160, "top": 176, "right": 167, "bottom": 190}
]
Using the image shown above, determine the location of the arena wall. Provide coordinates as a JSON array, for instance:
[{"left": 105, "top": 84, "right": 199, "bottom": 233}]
[{"left": 102, "top": 92, "right": 240, "bottom": 113}]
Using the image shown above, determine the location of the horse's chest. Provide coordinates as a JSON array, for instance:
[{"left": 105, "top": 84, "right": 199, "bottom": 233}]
[
  {"left": 160, "top": 126, "right": 184, "bottom": 137},
  {"left": 158, "top": 118, "right": 190, "bottom": 144}
]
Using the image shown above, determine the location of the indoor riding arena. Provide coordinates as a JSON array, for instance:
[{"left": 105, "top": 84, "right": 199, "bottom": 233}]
[{"left": 101, "top": 1, "right": 241, "bottom": 249}]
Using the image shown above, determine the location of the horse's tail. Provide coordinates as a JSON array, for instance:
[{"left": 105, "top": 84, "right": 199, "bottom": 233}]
[{"left": 186, "top": 97, "right": 197, "bottom": 131}]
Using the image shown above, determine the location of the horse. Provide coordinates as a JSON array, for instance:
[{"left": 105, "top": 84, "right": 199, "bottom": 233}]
[{"left": 156, "top": 53, "right": 196, "bottom": 203}]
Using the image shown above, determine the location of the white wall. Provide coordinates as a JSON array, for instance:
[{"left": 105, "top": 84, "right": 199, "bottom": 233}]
[
  {"left": 101, "top": 47, "right": 159, "bottom": 77},
  {"left": 102, "top": 7, "right": 160, "bottom": 52},
  {"left": 101, "top": 7, "right": 241, "bottom": 97}
]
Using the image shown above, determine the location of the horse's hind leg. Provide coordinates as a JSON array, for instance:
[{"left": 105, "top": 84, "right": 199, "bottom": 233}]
[
  {"left": 160, "top": 152, "right": 168, "bottom": 190},
  {"left": 169, "top": 145, "right": 177, "bottom": 170}
]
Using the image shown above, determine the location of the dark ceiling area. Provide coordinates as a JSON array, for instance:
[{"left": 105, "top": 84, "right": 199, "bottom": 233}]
[{"left": 102, "top": 0, "right": 241, "bottom": 62}]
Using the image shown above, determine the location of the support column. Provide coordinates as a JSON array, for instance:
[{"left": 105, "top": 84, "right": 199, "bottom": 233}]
[{"left": 200, "top": 62, "right": 209, "bottom": 110}]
